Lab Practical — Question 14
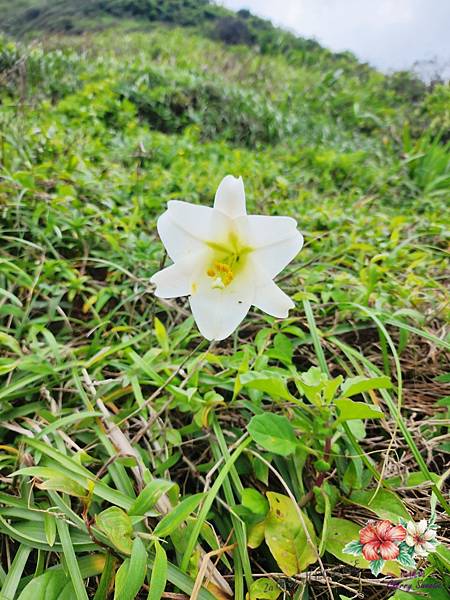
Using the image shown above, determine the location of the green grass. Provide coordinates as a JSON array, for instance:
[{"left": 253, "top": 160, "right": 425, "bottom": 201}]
[{"left": 0, "top": 5, "right": 449, "bottom": 600}]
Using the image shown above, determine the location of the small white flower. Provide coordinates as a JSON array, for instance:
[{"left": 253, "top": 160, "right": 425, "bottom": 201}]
[
  {"left": 150, "top": 175, "right": 303, "bottom": 340},
  {"left": 405, "top": 519, "right": 438, "bottom": 557}
]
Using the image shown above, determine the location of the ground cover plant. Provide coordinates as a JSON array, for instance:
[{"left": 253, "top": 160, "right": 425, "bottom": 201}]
[{"left": 0, "top": 2, "right": 449, "bottom": 599}]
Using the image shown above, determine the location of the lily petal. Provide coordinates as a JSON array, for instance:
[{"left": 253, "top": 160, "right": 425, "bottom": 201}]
[
  {"left": 156, "top": 210, "right": 205, "bottom": 262},
  {"left": 237, "top": 215, "right": 303, "bottom": 279},
  {"left": 150, "top": 252, "right": 207, "bottom": 298},
  {"left": 252, "top": 231, "right": 304, "bottom": 278},
  {"left": 253, "top": 279, "right": 294, "bottom": 318},
  {"left": 214, "top": 175, "right": 246, "bottom": 218},
  {"left": 238, "top": 215, "right": 300, "bottom": 248},
  {"left": 189, "top": 274, "right": 254, "bottom": 341},
  {"left": 160, "top": 200, "right": 230, "bottom": 261}
]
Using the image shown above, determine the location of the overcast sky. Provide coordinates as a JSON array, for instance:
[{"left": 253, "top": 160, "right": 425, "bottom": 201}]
[{"left": 221, "top": 0, "right": 450, "bottom": 77}]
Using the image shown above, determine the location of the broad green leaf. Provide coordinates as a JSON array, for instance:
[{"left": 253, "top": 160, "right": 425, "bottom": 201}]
[
  {"left": 246, "top": 578, "right": 281, "bottom": 600},
  {"left": 56, "top": 519, "right": 89, "bottom": 600},
  {"left": 347, "top": 489, "right": 410, "bottom": 520},
  {"left": 153, "top": 493, "right": 204, "bottom": 538},
  {"left": 38, "top": 475, "right": 86, "bottom": 497},
  {"left": 323, "top": 375, "right": 344, "bottom": 403},
  {"left": 17, "top": 571, "right": 75, "bottom": 600},
  {"left": 127, "top": 537, "right": 147, "bottom": 597},
  {"left": 1, "top": 544, "right": 32, "bottom": 600},
  {"left": 385, "top": 471, "right": 439, "bottom": 488},
  {"left": 17, "top": 555, "right": 106, "bottom": 600},
  {"left": 147, "top": 540, "right": 167, "bottom": 600},
  {"left": 96, "top": 507, "right": 133, "bottom": 555},
  {"left": 241, "top": 488, "right": 269, "bottom": 518},
  {"left": 264, "top": 492, "right": 317, "bottom": 576},
  {"left": 247, "top": 414, "right": 297, "bottom": 456},
  {"left": 340, "top": 376, "right": 392, "bottom": 398},
  {"left": 325, "top": 517, "right": 400, "bottom": 576},
  {"left": 241, "top": 373, "right": 293, "bottom": 401},
  {"left": 14, "top": 440, "right": 133, "bottom": 510},
  {"left": 247, "top": 520, "right": 266, "bottom": 549},
  {"left": 129, "top": 479, "right": 174, "bottom": 516},
  {"left": 114, "top": 537, "right": 147, "bottom": 600},
  {"left": 335, "top": 398, "right": 383, "bottom": 421},
  {"left": 295, "top": 366, "right": 329, "bottom": 406},
  {"left": 93, "top": 553, "right": 116, "bottom": 600},
  {"left": 342, "top": 458, "right": 365, "bottom": 491},
  {"left": 0, "top": 515, "right": 95, "bottom": 552},
  {"left": 44, "top": 513, "right": 57, "bottom": 547},
  {"left": 0, "top": 332, "right": 21, "bottom": 354},
  {"left": 114, "top": 560, "right": 130, "bottom": 600},
  {"left": 434, "top": 543, "right": 450, "bottom": 570},
  {"left": 268, "top": 333, "right": 293, "bottom": 365},
  {"left": 12, "top": 467, "right": 86, "bottom": 497}
]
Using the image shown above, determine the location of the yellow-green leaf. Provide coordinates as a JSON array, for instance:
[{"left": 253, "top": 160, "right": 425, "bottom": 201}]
[
  {"left": 38, "top": 475, "right": 86, "bottom": 497},
  {"left": 335, "top": 398, "right": 384, "bottom": 421},
  {"left": 247, "top": 414, "right": 297, "bottom": 456},
  {"left": 347, "top": 489, "right": 410, "bottom": 520},
  {"left": 44, "top": 513, "right": 56, "bottom": 547},
  {"left": 154, "top": 317, "right": 169, "bottom": 354},
  {"left": 247, "top": 520, "right": 266, "bottom": 549},
  {"left": 153, "top": 493, "right": 204, "bottom": 538},
  {"left": 96, "top": 507, "right": 133, "bottom": 555},
  {"left": 246, "top": 578, "right": 281, "bottom": 600},
  {"left": 264, "top": 492, "right": 317, "bottom": 576},
  {"left": 340, "top": 376, "right": 392, "bottom": 398}
]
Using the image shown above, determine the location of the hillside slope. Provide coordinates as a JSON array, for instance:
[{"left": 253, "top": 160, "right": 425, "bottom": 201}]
[{"left": 0, "top": 3, "right": 449, "bottom": 600}]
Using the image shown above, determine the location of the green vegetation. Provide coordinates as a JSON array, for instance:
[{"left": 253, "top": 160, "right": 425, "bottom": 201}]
[{"left": 1, "top": 2, "right": 449, "bottom": 599}]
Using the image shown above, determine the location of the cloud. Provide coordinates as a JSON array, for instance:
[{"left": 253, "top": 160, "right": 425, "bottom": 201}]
[{"left": 221, "top": 0, "right": 450, "bottom": 74}]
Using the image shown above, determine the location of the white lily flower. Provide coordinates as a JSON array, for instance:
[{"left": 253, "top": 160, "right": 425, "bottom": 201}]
[
  {"left": 405, "top": 519, "right": 438, "bottom": 557},
  {"left": 150, "top": 175, "right": 303, "bottom": 340}
]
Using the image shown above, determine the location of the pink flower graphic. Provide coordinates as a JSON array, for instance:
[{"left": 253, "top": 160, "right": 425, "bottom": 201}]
[{"left": 359, "top": 520, "right": 406, "bottom": 561}]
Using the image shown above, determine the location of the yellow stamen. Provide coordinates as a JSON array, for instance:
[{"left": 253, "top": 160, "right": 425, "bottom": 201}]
[{"left": 207, "top": 261, "right": 235, "bottom": 287}]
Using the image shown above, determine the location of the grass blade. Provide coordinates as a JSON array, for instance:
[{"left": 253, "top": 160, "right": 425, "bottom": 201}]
[
  {"left": 55, "top": 519, "right": 89, "bottom": 600},
  {"left": 147, "top": 540, "right": 167, "bottom": 600},
  {"left": 1, "top": 544, "right": 31, "bottom": 600}
]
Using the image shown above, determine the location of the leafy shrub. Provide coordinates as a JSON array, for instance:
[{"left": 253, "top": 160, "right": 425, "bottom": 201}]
[
  {"left": 0, "top": 37, "right": 85, "bottom": 100},
  {"left": 120, "top": 66, "right": 290, "bottom": 145},
  {"left": 421, "top": 83, "right": 450, "bottom": 140},
  {"left": 0, "top": 35, "right": 21, "bottom": 71},
  {"left": 386, "top": 70, "right": 427, "bottom": 103},
  {"left": 402, "top": 129, "right": 450, "bottom": 198},
  {"left": 212, "top": 15, "right": 255, "bottom": 46}
]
